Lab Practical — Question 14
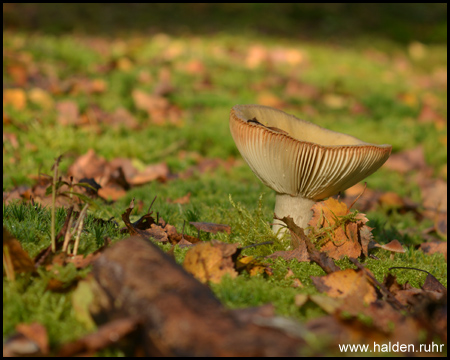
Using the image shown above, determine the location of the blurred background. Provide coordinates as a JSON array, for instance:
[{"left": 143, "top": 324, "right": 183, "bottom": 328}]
[
  {"left": 3, "top": 3, "right": 447, "bottom": 43},
  {"left": 3, "top": 3, "right": 447, "bottom": 204}
]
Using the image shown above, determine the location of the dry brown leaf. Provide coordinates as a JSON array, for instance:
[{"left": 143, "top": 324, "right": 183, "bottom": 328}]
[
  {"left": 384, "top": 146, "right": 430, "bottom": 174},
  {"left": 3, "top": 132, "right": 19, "bottom": 149},
  {"left": 57, "top": 316, "right": 140, "bottom": 357},
  {"left": 68, "top": 149, "right": 109, "bottom": 185},
  {"left": 3, "top": 227, "right": 35, "bottom": 274},
  {"left": 342, "top": 183, "right": 380, "bottom": 212},
  {"left": 167, "top": 192, "right": 191, "bottom": 204},
  {"left": 378, "top": 192, "right": 405, "bottom": 208},
  {"left": 98, "top": 185, "right": 127, "bottom": 201},
  {"left": 267, "top": 244, "right": 310, "bottom": 262},
  {"left": 308, "top": 294, "right": 344, "bottom": 314},
  {"left": 108, "top": 158, "right": 138, "bottom": 183},
  {"left": 308, "top": 198, "right": 371, "bottom": 259},
  {"left": 236, "top": 256, "right": 267, "bottom": 276},
  {"left": 153, "top": 67, "right": 175, "bottom": 96},
  {"left": 419, "top": 177, "right": 447, "bottom": 220},
  {"left": 109, "top": 107, "right": 139, "bottom": 129},
  {"left": 284, "top": 79, "right": 321, "bottom": 100},
  {"left": 320, "top": 222, "right": 362, "bottom": 259},
  {"left": 128, "top": 163, "right": 169, "bottom": 186},
  {"left": 311, "top": 268, "right": 377, "bottom": 305},
  {"left": 56, "top": 100, "right": 80, "bottom": 126},
  {"left": 3, "top": 322, "right": 49, "bottom": 357},
  {"left": 419, "top": 241, "right": 447, "bottom": 260},
  {"left": 7, "top": 64, "right": 28, "bottom": 86},
  {"left": 245, "top": 45, "right": 268, "bottom": 68},
  {"left": 189, "top": 221, "right": 231, "bottom": 234},
  {"left": 183, "top": 241, "right": 238, "bottom": 284},
  {"left": 181, "top": 59, "right": 206, "bottom": 75}
]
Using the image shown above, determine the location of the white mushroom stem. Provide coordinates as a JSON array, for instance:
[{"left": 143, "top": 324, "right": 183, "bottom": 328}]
[{"left": 272, "top": 194, "right": 316, "bottom": 236}]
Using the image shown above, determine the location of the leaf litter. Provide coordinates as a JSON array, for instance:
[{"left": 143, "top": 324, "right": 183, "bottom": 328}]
[
  {"left": 3, "top": 27, "right": 447, "bottom": 355},
  {"left": 3, "top": 151, "right": 447, "bottom": 355}
]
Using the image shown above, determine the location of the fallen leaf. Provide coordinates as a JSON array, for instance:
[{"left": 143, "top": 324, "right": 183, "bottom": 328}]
[
  {"left": 189, "top": 221, "right": 231, "bottom": 234},
  {"left": 98, "top": 185, "right": 127, "bottom": 201},
  {"left": 311, "top": 268, "right": 377, "bottom": 305},
  {"left": 418, "top": 177, "right": 447, "bottom": 220},
  {"left": 167, "top": 192, "right": 191, "bottom": 204},
  {"left": 3, "top": 88, "right": 26, "bottom": 110},
  {"left": 3, "top": 323, "right": 49, "bottom": 357},
  {"left": 274, "top": 214, "right": 340, "bottom": 274},
  {"left": 419, "top": 240, "right": 447, "bottom": 260},
  {"left": 384, "top": 146, "right": 430, "bottom": 174},
  {"left": 153, "top": 67, "right": 175, "bottom": 97},
  {"left": 57, "top": 316, "right": 140, "bottom": 357},
  {"left": 7, "top": 64, "right": 28, "bottom": 86},
  {"left": 183, "top": 241, "right": 239, "bottom": 284},
  {"left": 68, "top": 149, "right": 109, "bottom": 185},
  {"left": 309, "top": 294, "right": 344, "bottom": 314},
  {"left": 236, "top": 255, "right": 266, "bottom": 276},
  {"left": 3, "top": 227, "right": 35, "bottom": 274},
  {"left": 378, "top": 192, "right": 404, "bottom": 208},
  {"left": 109, "top": 107, "right": 139, "bottom": 129},
  {"left": 308, "top": 198, "right": 371, "bottom": 259},
  {"left": 245, "top": 45, "right": 268, "bottom": 68},
  {"left": 422, "top": 273, "right": 447, "bottom": 293},
  {"left": 284, "top": 79, "right": 321, "bottom": 101},
  {"left": 128, "top": 163, "right": 169, "bottom": 186},
  {"left": 267, "top": 245, "right": 309, "bottom": 262},
  {"left": 56, "top": 100, "right": 80, "bottom": 126},
  {"left": 3, "top": 132, "right": 19, "bottom": 149}
]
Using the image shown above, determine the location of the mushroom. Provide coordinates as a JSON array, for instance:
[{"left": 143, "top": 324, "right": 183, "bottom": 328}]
[
  {"left": 229, "top": 104, "right": 392, "bottom": 237},
  {"left": 374, "top": 239, "right": 406, "bottom": 260}
]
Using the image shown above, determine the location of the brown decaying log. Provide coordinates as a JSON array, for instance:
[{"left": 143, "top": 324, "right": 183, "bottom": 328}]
[{"left": 92, "top": 237, "right": 304, "bottom": 356}]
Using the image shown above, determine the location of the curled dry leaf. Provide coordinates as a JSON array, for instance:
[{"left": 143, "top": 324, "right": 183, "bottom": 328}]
[
  {"left": 311, "top": 268, "right": 378, "bottom": 306},
  {"left": 308, "top": 198, "right": 373, "bottom": 260}
]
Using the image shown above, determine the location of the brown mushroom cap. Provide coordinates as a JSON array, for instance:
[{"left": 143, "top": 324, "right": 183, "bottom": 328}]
[
  {"left": 230, "top": 104, "right": 392, "bottom": 200},
  {"left": 375, "top": 239, "right": 406, "bottom": 253}
]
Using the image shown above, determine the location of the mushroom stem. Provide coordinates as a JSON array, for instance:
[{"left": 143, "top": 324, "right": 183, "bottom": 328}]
[{"left": 273, "top": 194, "right": 316, "bottom": 237}]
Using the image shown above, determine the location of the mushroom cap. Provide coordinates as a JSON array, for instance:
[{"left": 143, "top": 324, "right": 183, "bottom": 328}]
[
  {"left": 375, "top": 239, "right": 406, "bottom": 253},
  {"left": 230, "top": 104, "right": 392, "bottom": 200}
]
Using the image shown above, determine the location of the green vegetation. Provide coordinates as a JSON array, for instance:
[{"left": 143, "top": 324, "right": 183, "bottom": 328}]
[{"left": 3, "top": 3, "right": 447, "bottom": 354}]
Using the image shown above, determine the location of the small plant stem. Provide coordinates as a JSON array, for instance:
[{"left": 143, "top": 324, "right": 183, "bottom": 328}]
[
  {"left": 51, "top": 159, "right": 59, "bottom": 253},
  {"left": 62, "top": 212, "right": 74, "bottom": 253},
  {"left": 73, "top": 211, "right": 87, "bottom": 256},
  {"left": 71, "top": 203, "right": 89, "bottom": 255}
]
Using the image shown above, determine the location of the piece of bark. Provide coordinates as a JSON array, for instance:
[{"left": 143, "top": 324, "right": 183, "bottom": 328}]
[{"left": 91, "top": 237, "right": 304, "bottom": 356}]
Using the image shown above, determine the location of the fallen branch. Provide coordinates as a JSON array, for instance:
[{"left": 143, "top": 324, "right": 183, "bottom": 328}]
[{"left": 90, "top": 237, "right": 305, "bottom": 356}]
